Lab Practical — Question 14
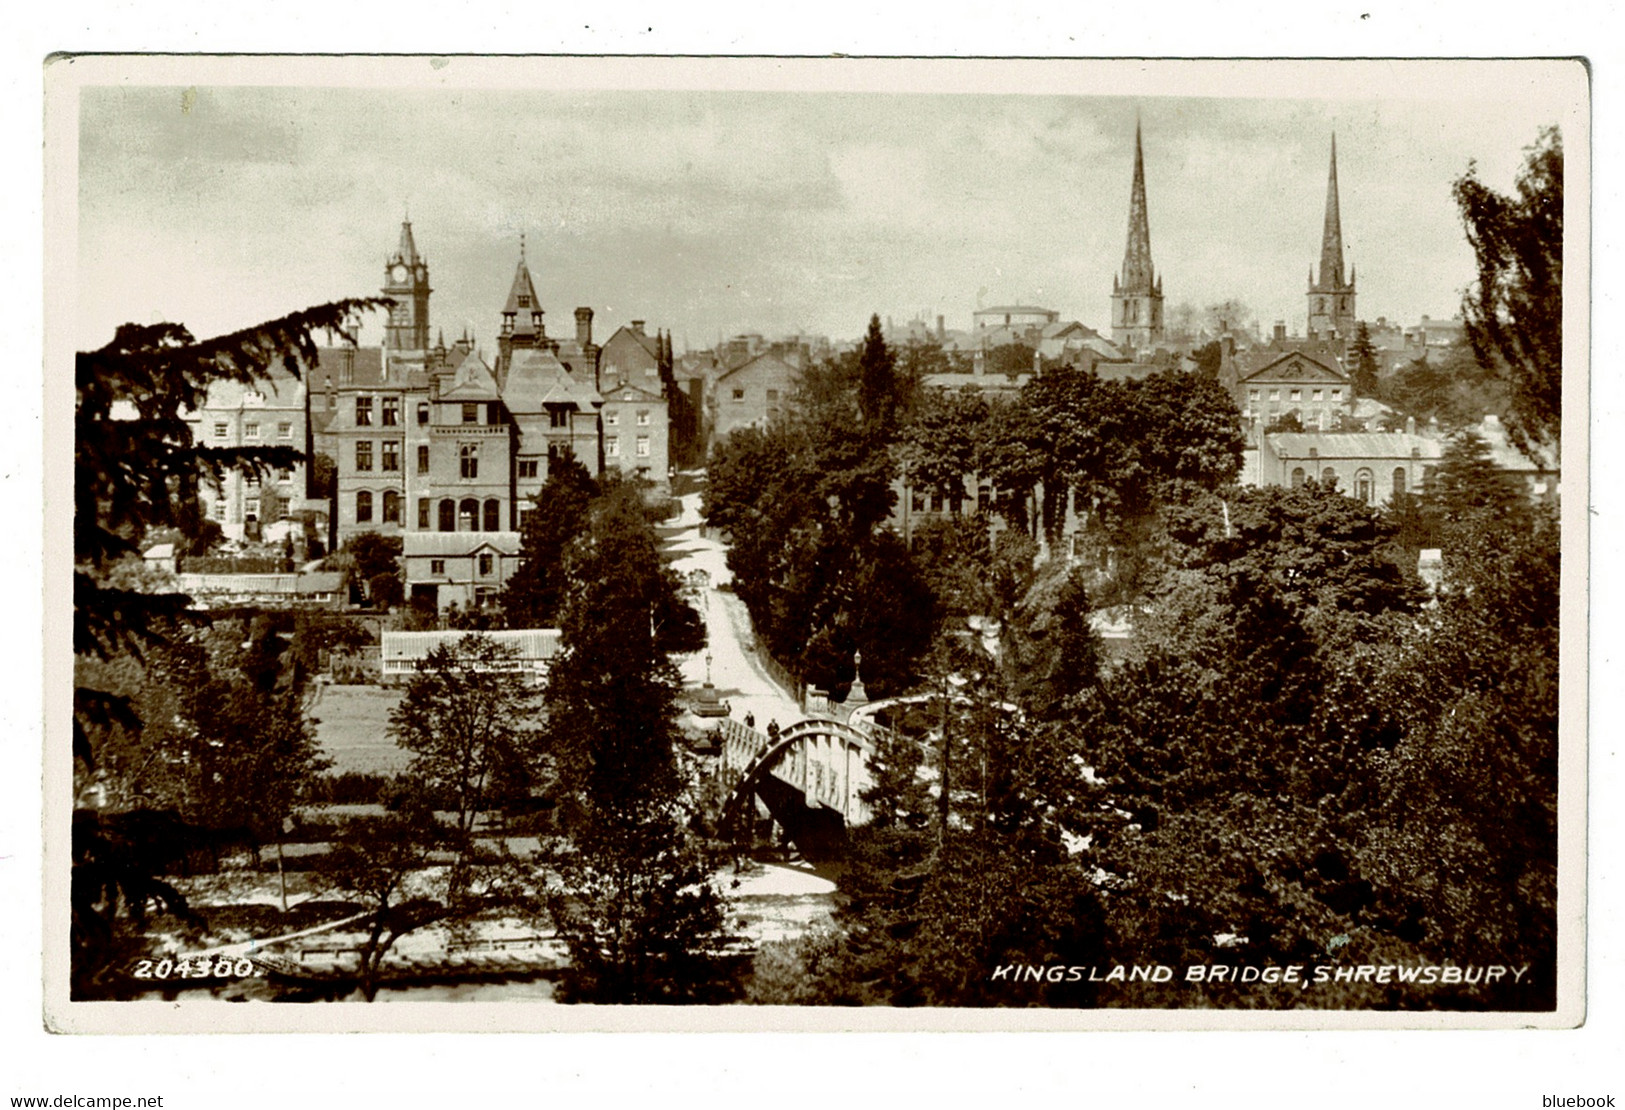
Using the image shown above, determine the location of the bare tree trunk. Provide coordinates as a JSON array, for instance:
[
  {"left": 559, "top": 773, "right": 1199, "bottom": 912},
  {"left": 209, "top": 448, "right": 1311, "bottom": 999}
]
[{"left": 275, "top": 838, "right": 288, "bottom": 916}]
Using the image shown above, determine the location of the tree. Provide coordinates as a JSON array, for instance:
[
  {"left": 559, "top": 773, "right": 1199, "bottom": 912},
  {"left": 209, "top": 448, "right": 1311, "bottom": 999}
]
[
  {"left": 1350, "top": 321, "right": 1381, "bottom": 397},
  {"left": 73, "top": 299, "right": 385, "bottom": 996},
  {"left": 389, "top": 634, "right": 541, "bottom": 887},
  {"left": 540, "top": 476, "right": 732, "bottom": 1003},
  {"left": 857, "top": 313, "right": 901, "bottom": 439},
  {"left": 502, "top": 454, "right": 597, "bottom": 627},
  {"left": 1454, "top": 125, "right": 1562, "bottom": 448},
  {"left": 320, "top": 805, "right": 445, "bottom": 1003},
  {"left": 895, "top": 387, "right": 987, "bottom": 515}
]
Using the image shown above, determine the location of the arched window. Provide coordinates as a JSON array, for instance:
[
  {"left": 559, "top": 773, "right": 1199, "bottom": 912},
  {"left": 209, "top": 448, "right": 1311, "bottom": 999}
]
[
  {"left": 1393, "top": 468, "right": 1407, "bottom": 498},
  {"left": 484, "top": 499, "right": 501, "bottom": 532},
  {"left": 438, "top": 499, "right": 455, "bottom": 532},
  {"left": 460, "top": 443, "right": 478, "bottom": 479},
  {"left": 1355, "top": 468, "right": 1374, "bottom": 505},
  {"left": 459, "top": 498, "right": 479, "bottom": 532},
  {"left": 356, "top": 490, "right": 373, "bottom": 522},
  {"left": 1322, "top": 467, "right": 1336, "bottom": 486},
  {"left": 1290, "top": 466, "right": 1306, "bottom": 490},
  {"left": 382, "top": 489, "right": 401, "bottom": 524}
]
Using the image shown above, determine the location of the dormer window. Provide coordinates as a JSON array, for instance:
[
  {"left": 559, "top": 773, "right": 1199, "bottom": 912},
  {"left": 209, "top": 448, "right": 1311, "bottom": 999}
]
[{"left": 517, "top": 295, "right": 530, "bottom": 308}]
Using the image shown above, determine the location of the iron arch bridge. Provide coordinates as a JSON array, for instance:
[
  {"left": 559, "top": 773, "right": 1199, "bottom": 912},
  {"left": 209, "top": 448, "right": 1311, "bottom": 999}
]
[{"left": 717, "top": 715, "right": 880, "bottom": 861}]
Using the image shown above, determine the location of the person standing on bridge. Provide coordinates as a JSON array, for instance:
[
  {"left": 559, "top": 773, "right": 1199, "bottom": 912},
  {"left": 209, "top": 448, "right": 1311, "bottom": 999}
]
[
  {"left": 744, "top": 710, "right": 755, "bottom": 729},
  {"left": 766, "top": 719, "right": 780, "bottom": 743}
]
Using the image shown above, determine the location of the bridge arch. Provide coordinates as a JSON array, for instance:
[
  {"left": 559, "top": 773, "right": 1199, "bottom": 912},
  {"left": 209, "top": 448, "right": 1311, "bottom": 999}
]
[{"left": 719, "top": 715, "right": 877, "bottom": 860}]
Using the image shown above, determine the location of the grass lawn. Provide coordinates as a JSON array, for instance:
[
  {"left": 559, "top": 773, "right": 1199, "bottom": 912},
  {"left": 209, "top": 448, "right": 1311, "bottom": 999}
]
[{"left": 308, "top": 684, "right": 410, "bottom": 775}]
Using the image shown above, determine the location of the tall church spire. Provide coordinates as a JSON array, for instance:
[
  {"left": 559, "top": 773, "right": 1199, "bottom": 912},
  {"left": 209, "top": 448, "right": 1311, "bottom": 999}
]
[
  {"left": 1317, "top": 133, "right": 1346, "bottom": 290},
  {"left": 1307, "top": 133, "right": 1357, "bottom": 341},
  {"left": 1110, "top": 116, "right": 1164, "bottom": 352},
  {"left": 397, "top": 217, "right": 420, "bottom": 267},
  {"left": 1121, "top": 118, "right": 1156, "bottom": 292}
]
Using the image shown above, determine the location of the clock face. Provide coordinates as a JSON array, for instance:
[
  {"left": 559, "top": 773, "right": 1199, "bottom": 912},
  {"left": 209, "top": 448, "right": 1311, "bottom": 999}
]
[{"left": 390, "top": 263, "right": 408, "bottom": 283}]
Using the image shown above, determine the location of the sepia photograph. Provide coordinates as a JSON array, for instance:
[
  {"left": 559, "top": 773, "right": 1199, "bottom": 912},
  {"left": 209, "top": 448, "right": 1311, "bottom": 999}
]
[{"left": 42, "top": 54, "right": 1587, "bottom": 1036}]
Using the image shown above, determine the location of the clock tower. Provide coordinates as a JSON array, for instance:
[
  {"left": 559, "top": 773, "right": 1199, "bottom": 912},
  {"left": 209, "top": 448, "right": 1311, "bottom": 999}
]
[{"left": 382, "top": 219, "right": 432, "bottom": 352}]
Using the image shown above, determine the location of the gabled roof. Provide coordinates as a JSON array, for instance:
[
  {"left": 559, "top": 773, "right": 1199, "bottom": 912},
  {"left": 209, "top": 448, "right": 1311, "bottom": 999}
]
[
  {"left": 602, "top": 381, "right": 665, "bottom": 403},
  {"left": 602, "top": 324, "right": 661, "bottom": 361},
  {"left": 439, "top": 348, "right": 500, "bottom": 400},
  {"left": 716, "top": 351, "right": 798, "bottom": 385},
  {"left": 503, "top": 348, "right": 601, "bottom": 412},
  {"left": 1238, "top": 350, "right": 1349, "bottom": 385}
]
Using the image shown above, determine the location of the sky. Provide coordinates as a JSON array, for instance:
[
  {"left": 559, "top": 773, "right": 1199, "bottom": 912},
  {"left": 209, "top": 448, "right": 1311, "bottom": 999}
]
[{"left": 69, "top": 59, "right": 1583, "bottom": 355}]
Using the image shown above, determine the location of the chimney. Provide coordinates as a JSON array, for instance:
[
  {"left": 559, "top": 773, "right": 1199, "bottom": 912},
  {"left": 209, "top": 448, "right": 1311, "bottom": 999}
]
[
  {"left": 632, "top": 320, "right": 646, "bottom": 336},
  {"left": 1274, "top": 320, "right": 1287, "bottom": 342},
  {"left": 575, "top": 307, "right": 594, "bottom": 350},
  {"left": 936, "top": 314, "right": 945, "bottom": 341},
  {"left": 1405, "top": 415, "right": 1416, "bottom": 435}
]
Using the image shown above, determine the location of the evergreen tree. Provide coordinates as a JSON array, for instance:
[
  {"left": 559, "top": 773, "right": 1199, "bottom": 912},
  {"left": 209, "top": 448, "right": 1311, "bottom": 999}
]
[
  {"left": 501, "top": 454, "right": 597, "bottom": 627},
  {"left": 1350, "top": 321, "right": 1381, "bottom": 397},
  {"left": 857, "top": 313, "right": 900, "bottom": 439},
  {"left": 1454, "top": 125, "right": 1563, "bottom": 448}
]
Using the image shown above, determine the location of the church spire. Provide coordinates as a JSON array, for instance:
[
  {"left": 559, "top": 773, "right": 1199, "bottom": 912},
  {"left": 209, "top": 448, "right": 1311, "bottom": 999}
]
[
  {"left": 1120, "top": 117, "right": 1156, "bottom": 292},
  {"left": 1317, "top": 133, "right": 1346, "bottom": 290},
  {"left": 1110, "top": 116, "right": 1164, "bottom": 351}
]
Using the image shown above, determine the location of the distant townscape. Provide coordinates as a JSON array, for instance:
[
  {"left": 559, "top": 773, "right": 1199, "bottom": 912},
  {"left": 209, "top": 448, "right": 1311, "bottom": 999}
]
[{"left": 71, "top": 117, "right": 1564, "bottom": 1013}]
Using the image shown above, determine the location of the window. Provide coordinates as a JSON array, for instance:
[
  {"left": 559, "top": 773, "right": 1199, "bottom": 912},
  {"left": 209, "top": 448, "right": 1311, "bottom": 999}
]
[
  {"left": 275, "top": 467, "right": 292, "bottom": 483},
  {"left": 478, "top": 554, "right": 494, "bottom": 576},
  {"left": 1248, "top": 389, "right": 1260, "bottom": 401},
  {"left": 1269, "top": 389, "right": 1280, "bottom": 401},
  {"left": 245, "top": 498, "right": 260, "bottom": 520},
  {"left": 1291, "top": 467, "right": 1306, "bottom": 490},
  {"left": 1290, "top": 389, "right": 1302, "bottom": 402},
  {"left": 462, "top": 403, "right": 479, "bottom": 424},
  {"left": 418, "top": 498, "right": 430, "bottom": 529},
  {"left": 484, "top": 499, "right": 501, "bottom": 532},
  {"left": 766, "top": 389, "right": 779, "bottom": 404},
  {"left": 636, "top": 435, "right": 650, "bottom": 457},
  {"left": 460, "top": 443, "right": 478, "bottom": 479},
  {"left": 732, "top": 388, "right": 745, "bottom": 401},
  {"left": 438, "top": 499, "right": 455, "bottom": 532},
  {"left": 605, "top": 411, "right": 619, "bottom": 426},
  {"left": 278, "top": 421, "right": 293, "bottom": 440},
  {"left": 214, "top": 422, "right": 228, "bottom": 439},
  {"left": 355, "top": 441, "right": 373, "bottom": 471},
  {"left": 606, "top": 436, "right": 619, "bottom": 457},
  {"left": 1355, "top": 468, "right": 1374, "bottom": 505},
  {"left": 517, "top": 294, "right": 530, "bottom": 308},
  {"left": 1322, "top": 467, "right": 1336, "bottom": 484},
  {"left": 459, "top": 499, "right": 478, "bottom": 531},
  {"left": 383, "top": 490, "right": 401, "bottom": 524},
  {"left": 356, "top": 397, "right": 373, "bottom": 425},
  {"left": 1331, "top": 389, "right": 1343, "bottom": 400},
  {"left": 549, "top": 408, "right": 569, "bottom": 429},
  {"left": 244, "top": 422, "right": 260, "bottom": 440},
  {"left": 1393, "top": 468, "right": 1407, "bottom": 498},
  {"left": 382, "top": 440, "right": 400, "bottom": 472},
  {"left": 417, "top": 403, "right": 430, "bottom": 425},
  {"left": 637, "top": 410, "right": 650, "bottom": 426},
  {"left": 417, "top": 445, "right": 430, "bottom": 474},
  {"left": 518, "top": 459, "right": 539, "bottom": 479},
  {"left": 1312, "top": 389, "right": 1323, "bottom": 402},
  {"left": 244, "top": 470, "right": 261, "bottom": 488},
  {"left": 430, "top": 558, "right": 446, "bottom": 575},
  {"left": 356, "top": 490, "right": 373, "bottom": 522},
  {"left": 912, "top": 488, "right": 926, "bottom": 512},
  {"left": 382, "top": 397, "right": 399, "bottom": 426}
]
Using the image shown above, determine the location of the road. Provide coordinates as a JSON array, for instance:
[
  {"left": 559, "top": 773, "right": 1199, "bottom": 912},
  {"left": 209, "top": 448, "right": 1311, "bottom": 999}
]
[{"left": 662, "top": 490, "right": 803, "bottom": 733}]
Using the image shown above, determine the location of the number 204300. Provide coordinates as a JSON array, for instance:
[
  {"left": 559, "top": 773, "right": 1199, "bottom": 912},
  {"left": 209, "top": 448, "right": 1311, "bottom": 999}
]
[{"left": 132, "top": 957, "right": 262, "bottom": 979}]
